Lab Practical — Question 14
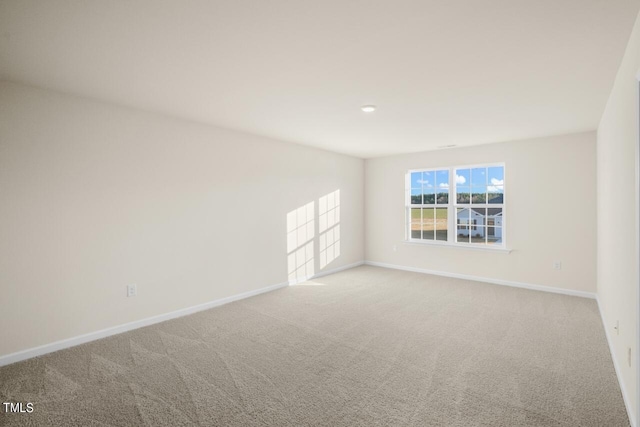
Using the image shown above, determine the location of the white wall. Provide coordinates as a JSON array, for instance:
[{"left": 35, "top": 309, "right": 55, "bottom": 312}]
[
  {"left": 365, "top": 132, "right": 597, "bottom": 294},
  {"left": 597, "top": 10, "right": 640, "bottom": 424},
  {"left": 0, "top": 81, "right": 364, "bottom": 358}
]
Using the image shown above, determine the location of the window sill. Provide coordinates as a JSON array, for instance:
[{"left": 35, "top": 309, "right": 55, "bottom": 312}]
[{"left": 403, "top": 239, "right": 512, "bottom": 253}]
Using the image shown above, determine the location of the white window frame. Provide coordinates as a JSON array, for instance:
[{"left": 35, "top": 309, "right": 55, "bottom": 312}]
[{"left": 405, "top": 163, "right": 506, "bottom": 250}]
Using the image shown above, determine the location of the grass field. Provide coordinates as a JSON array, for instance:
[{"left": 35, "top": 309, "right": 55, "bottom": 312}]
[{"left": 411, "top": 208, "right": 448, "bottom": 220}]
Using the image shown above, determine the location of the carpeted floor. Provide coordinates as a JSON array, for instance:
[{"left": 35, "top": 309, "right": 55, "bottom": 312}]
[{"left": 0, "top": 266, "right": 630, "bottom": 426}]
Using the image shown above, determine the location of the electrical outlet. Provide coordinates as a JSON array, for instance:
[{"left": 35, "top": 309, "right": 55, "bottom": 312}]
[
  {"left": 553, "top": 261, "right": 562, "bottom": 270},
  {"left": 127, "top": 284, "right": 137, "bottom": 297},
  {"left": 393, "top": 245, "right": 397, "bottom": 252}
]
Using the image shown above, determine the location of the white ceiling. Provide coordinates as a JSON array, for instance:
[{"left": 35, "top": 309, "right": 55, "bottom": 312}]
[{"left": 1, "top": 1, "right": 639, "bottom": 158}]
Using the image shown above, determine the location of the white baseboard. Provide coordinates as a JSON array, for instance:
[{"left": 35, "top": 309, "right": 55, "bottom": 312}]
[
  {"left": 364, "top": 261, "right": 596, "bottom": 299},
  {"left": 363, "top": 262, "right": 633, "bottom": 424},
  {"left": 0, "top": 280, "right": 288, "bottom": 367},
  {"left": 315, "top": 260, "right": 365, "bottom": 278},
  {"left": 597, "top": 297, "right": 637, "bottom": 427},
  {"left": 0, "top": 260, "right": 367, "bottom": 367},
  {"left": 288, "top": 260, "right": 365, "bottom": 285}
]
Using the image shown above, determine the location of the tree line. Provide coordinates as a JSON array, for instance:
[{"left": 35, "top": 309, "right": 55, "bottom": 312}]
[{"left": 412, "top": 192, "right": 503, "bottom": 204}]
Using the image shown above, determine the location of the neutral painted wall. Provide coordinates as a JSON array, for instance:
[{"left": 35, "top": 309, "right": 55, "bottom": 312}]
[
  {"left": 597, "top": 10, "right": 640, "bottom": 424},
  {"left": 365, "top": 132, "right": 597, "bottom": 294},
  {"left": 0, "top": 81, "right": 364, "bottom": 358}
]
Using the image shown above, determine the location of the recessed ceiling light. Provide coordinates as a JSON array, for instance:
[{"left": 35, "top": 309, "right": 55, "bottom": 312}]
[{"left": 361, "top": 105, "right": 377, "bottom": 113}]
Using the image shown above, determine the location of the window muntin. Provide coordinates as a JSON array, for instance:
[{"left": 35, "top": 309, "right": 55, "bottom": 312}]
[{"left": 407, "top": 164, "right": 505, "bottom": 247}]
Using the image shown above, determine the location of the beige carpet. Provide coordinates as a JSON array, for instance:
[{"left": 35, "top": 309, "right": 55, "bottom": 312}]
[{"left": 0, "top": 266, "right": 630, "bottom": 426}]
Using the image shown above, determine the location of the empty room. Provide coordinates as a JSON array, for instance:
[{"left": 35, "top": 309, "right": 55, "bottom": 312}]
[{"left": 1, "top": 1, "right": 639, "bottom": 426}]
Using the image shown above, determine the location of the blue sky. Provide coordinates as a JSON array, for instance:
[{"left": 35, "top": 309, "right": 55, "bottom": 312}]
[{"left": 411, "top": 166, "right": 504, "bottom": 193}]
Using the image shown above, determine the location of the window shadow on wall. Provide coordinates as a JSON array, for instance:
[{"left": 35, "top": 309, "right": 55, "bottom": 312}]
[
  {"left": 286, "top": 190, "right": 341, "bottom": 285},
  {"left": 319, "top": 190, "right": 340, "bottom": 270},
  {"left": 286, "top": 201, "right": 315, "bottom": 284}
]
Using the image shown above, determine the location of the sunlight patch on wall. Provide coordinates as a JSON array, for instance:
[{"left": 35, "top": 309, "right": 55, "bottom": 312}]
[
  {"left": 286, "top": 201, "right": 315, "bottom": 283},
  {"left": 319, "top": 190, "right": 340, "bottom": 269}
]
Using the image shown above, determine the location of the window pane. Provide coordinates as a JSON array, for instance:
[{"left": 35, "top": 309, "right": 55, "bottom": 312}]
[
  {"left": 471, "top": 186, "right": 486, "bottom": 203},
  {"left": 435, "top": 208, "right": 447, "bottom": 241},
  {"left": 488, "top": 187, "right": 504, "bottom": 203},
  {"left": 488, "top": 166, "right": 504, "bottom": 185},
  {"left": 488, "top": 166, "right": 504, "bottom": 204},
  {"left": 411, "top": 208, "right": 421, "bottom": 239},
  {"left": 456, "top": 231, "right": 469, "bottom": 243},
  {"left": 411, "top": 208, "right": 422, "bottom": 222},
  {"left": 456, "top": 208, "right": 470, "bottom": 243},
  {"left": 486, "top": 208, "right": 502, "bottom": 244},
  {"left": 421, "top": 208, "right": 435, "bottom": 240},
  {"left": 487, "top": 227, "right": 502, "bottom": 244},
  {"left": 457, "top": 207, "right": 468, "bottom": 224},
  {"left": 436, "top": 170, "right": 449, "bottom": 190},
  {"left": 422, "top": 189, "right": 435, "bottom": 204},
  {"left": 455, "top": 169, "right": 470, "bottom": 187},
  {"left": 422, "top": 208, "right": 435, "bottom": 221},
  {"left": 411, "top": 188, "right": 422, "bottom": 204},
  {"left": 470, "top": 225, "right": 485, "bottom": 243},
  {"left": 410, "top": 172, "right": 422, "bottom": 188},
  {"left": 436, "top": 190, "right": 448, "bottom": 204},
  {"left": 471, "top": 167, "right": 486, "bottom": 186},
  {"left": 457, "top": 188, "right": 470, "bottom": 204},
  {"left": 421, "top": 171, "right": 434, "bottom": 188},
  {"left": 485, "top": 227, "right": 495, "bottom": 243},
  {"left": 469, "top": 212, "right": 480, "bottom": 232},
  {"left": 421, "top": 229, "right": 435, "bottom": 240},
  {"left": 487, "top": 207, "right": 502, "bottom": 220}
]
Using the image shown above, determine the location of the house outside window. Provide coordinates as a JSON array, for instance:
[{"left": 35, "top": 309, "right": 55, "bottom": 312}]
[{"left": 407, "top": 164, "right": 505, "bottom": 247}]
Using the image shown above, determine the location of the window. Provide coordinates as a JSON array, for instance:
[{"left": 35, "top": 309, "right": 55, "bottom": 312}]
[
  {"left": 409, "top": 169, "right": 449, "bottom": 242},
  {"left": 406, "top": 164, "right": 505, "bottom": 247}
]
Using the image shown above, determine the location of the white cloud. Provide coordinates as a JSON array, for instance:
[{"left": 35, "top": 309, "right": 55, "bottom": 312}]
[
  {"left": 456, "top": 175, "right": 466, "bottom": 185},
  {"left": 439, "top": 183, "right": 449, "bottom": 189},
  {"left": 416, "top": 179, "right": 433, "bottom": 187},
  {"left": 488, "top": 178, "right": 504, "bottom": 193}
]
